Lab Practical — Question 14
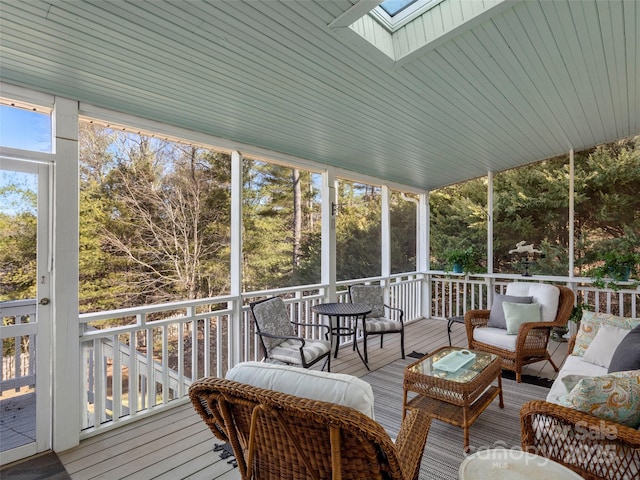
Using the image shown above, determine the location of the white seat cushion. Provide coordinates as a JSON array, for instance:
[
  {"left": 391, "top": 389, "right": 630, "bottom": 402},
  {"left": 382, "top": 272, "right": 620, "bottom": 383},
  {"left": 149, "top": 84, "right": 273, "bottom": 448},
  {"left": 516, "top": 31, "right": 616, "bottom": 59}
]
[
  {"left": 505, "top": 283, "right": 560, "bottom": 322},
  {"left": 225, "top": 361, "right": 375, "bottom": 418},
  {"left": 359, "top": 317, "right": 401, "bottom": 333},
  {"left": 268, "top": 338, "right": 331, "bottom": 366},
  {"left": 473, "top": 327, "right": 517, "bottom": 351},
  {"left": 547, "top": 355, "right": 608, "bottom": 404}
]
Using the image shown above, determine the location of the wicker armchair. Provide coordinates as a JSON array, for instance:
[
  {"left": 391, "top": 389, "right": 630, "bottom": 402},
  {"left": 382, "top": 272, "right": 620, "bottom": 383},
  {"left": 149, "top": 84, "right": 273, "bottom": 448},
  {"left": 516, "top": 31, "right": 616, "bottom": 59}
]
[
  {"left": 465, "top": 284, "right": 574, "bottom": 382},
  {"left": 189, "top": 376, "right": 433, "bottom": 480},
  {"left": 349, "top": 284, "right": 405, "bottom": 363}
]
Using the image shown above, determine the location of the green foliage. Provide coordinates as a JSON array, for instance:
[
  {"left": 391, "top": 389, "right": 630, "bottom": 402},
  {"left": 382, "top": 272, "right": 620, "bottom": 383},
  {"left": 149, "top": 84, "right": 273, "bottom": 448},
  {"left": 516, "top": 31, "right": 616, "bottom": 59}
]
[
  {"left": 3, "top": 122, "right": 639, "bottom": 326},
  {"left": 335, "top": 182, "right": 381, "bottom": 281},
  {"left": 429, "top": 178, "right": 487, "bottom": 271},
  {"left": 493, "top": 156, "right": 569, "bottom": 275},
  {"left": 569, "top": 303, "right": 592, "bottom": 324},
  {"left": 444, "top": 246, "right": 480, "bottom": 273},
  {"left": 242, "top": 160, "right": 321, "bottom": 290},
  {"left": 589, "top": 249, "right": 640, "bottom": 291},
  {"left": 0, "top": 180, "right": 37, "bottom": 301}
]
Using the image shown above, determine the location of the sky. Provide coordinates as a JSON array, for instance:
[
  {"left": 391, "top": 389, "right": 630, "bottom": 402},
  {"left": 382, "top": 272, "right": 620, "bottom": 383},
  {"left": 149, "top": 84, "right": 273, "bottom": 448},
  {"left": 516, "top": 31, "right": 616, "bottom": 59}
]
[
  {"left": 0, "top": 105, "right": 52, "bottom": 152},
  {"left": 0, "top": 105, "right": 50, "bottom": 215}
]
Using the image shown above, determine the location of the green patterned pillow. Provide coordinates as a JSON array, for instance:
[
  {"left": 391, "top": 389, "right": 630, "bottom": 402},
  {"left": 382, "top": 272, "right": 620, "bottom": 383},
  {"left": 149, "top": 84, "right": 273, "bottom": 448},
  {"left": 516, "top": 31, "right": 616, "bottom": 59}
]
[
  {"left": 572, "top": 311, "right": 640, "bottom": 357},
  {"left": 560, "top": 370, "right": 640, "bottom": 428}
]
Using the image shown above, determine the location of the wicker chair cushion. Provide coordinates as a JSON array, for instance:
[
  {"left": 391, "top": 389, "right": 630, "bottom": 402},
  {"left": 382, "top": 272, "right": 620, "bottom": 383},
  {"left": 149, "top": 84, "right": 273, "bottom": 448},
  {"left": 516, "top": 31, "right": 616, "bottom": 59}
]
[
  {"left": 268, "top": 338, "right": 332, "bottom": 366},
  {"left": 359, "top": 317, "right": 401, "bottom": 333},
  {"left": 350, "top": 285, "right": 386, "bottom": 318},
  {"left": 559, "top": 370, "right": 640, "bottom": 428},
  {"left": 473, "top": 326, "right": 518, "bottom": 351},
  {"left": 251, "top": 297, "right": 296, "bottom": 351},
  {"left": 225, "top": 361, "right": 375, "bottom": 417},
  {"left": 572, "top": 311, "right": 640, "bottom": 357},
  {"left": 505, "top": 282, "right": 559, "bottom": 322},
  {"left": 487, "top": 294, "right": 533, "bottom": 329}
]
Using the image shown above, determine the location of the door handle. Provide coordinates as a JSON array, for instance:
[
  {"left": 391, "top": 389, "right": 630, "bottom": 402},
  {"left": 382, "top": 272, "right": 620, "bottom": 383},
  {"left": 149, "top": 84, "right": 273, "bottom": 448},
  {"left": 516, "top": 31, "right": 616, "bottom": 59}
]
[{"left": 39, "top": 298, "right": 50, "bottom": 305}]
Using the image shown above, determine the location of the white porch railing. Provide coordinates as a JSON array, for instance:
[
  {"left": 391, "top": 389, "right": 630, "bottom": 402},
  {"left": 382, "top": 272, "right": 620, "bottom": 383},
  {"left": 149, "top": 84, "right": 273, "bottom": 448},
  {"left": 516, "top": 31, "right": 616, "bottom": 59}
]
[
  {"left": 77, "top": 274, "right": 425, "bottom": 436},
  {"left": 74, "top": 272, "right": 637, "bottom": 437},
  {"left": 426, "top": 272, "right": 639, "bottom": 319},
  {"left": 0, "top": 299, "right": 36, "bottom": 394}
]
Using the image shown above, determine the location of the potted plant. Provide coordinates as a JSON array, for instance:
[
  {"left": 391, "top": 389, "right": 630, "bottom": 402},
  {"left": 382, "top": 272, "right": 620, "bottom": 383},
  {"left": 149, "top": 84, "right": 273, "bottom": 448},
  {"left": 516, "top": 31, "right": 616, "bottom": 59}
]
[
  {"left": 589, "top": 251, "right": 640, "bottom": 291},
  {"left": 553, "top": 303, "right": 590, "bottom": 341},
  {"left": 445, "top": 246, "right": 478, "bottom": 274}
]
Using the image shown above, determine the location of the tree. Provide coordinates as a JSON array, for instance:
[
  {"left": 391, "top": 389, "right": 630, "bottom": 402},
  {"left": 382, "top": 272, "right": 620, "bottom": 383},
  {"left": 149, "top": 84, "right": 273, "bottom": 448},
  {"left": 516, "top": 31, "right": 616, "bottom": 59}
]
[
  {"left": 0, "top": 181, "right": 37, "bottom": 301},
  {"left": 78, "top": 124, "right": 232, "bottom": 312},
  {"left": 429, "top": 178, "right": 487, "bottom": 271}
]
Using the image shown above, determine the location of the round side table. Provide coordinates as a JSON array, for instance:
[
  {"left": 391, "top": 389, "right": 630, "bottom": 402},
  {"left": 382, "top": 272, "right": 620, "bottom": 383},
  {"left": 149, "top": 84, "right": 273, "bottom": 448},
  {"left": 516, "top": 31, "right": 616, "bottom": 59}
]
[{"left": 459, "top": 448, "right": 583, "bottom": 480}]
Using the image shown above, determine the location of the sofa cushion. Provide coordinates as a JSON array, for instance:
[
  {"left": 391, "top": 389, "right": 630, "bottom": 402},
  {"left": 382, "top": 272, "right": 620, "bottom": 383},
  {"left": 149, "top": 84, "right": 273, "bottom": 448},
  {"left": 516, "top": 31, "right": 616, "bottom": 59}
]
[
  {"left": 503, "top": 302, "right": 541, "bottom": 334},
  {"left": 487, "top": 294, "right": 533, "bottom": 329},
  {"left": 505, "top": 282, "right": 559, "bottom": 322},
  {"left": 473, "top": 327, "right": 517, "bottom": 351},
  {"left": 609, "top": 325, "right": 640, "bottom": 373},
  {"left": 583, "top": 324, "right": 633, "bottom": 369},
  {"left": 559, "top": 370, "right": 640, "bottom": 428},
  {"left": 225, "top": 361, "right": 375, "bottom": 418},
  {"left": 547, "top": 355, "right": 608, "bottom": 404},
  {"left": 572, "top": 311, "right": 640, "bottom": 357}
]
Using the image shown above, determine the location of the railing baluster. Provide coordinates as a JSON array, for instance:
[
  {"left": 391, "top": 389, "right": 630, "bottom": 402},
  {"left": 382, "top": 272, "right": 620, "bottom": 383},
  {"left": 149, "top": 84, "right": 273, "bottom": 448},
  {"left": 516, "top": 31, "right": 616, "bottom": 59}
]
[
  {"left": 112, "top": 333, "right": 121, "bottom": 420},
  {"left": 93, "top": 337, "right": 104, "bottom": 425},
  {"left": 162, "top": 324, "right": 169, "bottom": 405},
  {"left": 145, "top": 327, "right": 153, "bottom": 409}
]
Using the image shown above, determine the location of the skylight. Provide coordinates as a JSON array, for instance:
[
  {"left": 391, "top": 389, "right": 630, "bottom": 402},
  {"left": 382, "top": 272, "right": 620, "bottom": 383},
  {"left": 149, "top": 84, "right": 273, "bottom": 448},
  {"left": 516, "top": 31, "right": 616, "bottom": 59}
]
[
  {"left": 374, "top": 0, "right": 445, "bottom": 31},
  {"left": 380, "top": 0, "right": 418, "bottom": 17},
  {"left": 378, "top": 0, "right": 420, "bottom": 17}
]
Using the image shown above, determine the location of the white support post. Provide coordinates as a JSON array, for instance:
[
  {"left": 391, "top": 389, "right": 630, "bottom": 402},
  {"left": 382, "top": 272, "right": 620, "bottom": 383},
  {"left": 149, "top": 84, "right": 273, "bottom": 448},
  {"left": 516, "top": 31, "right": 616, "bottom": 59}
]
[
  {"left": 569, "top": 149, "right": 575, "bottom": 278},
  {"left": 322, "top": 168, "right": 337, "bottom": 301},
  {"left": 229, "top": 151, "right": 243, "bottom": 367},
  {"left": 381, "top": 186, "right": 391, "bottom": 282},
  {"left": 418, "top": 193, "right": 429, "bottom": 272},
  {"left": 52, "top": 96, "right": 80, "bottom": 452},
  {"left": 419, "top": 193, "right": 430, "bottom": 318},
  {"left": 487, "top": 171, "right": 494, "bottom": 274}
]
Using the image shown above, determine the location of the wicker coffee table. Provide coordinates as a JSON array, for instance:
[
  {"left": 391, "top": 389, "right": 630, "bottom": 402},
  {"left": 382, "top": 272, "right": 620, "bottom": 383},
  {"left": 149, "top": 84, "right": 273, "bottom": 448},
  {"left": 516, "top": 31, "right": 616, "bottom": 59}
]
[{"left": 403, "top": 346, "right": 503, "bottom": 451}]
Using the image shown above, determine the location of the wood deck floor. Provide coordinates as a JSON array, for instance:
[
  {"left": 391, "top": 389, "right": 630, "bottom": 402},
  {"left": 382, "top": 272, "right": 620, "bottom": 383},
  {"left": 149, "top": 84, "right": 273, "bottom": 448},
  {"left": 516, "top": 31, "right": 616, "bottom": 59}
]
[{"left": 54, "top": 317, "right": 567, "bottom": 479}]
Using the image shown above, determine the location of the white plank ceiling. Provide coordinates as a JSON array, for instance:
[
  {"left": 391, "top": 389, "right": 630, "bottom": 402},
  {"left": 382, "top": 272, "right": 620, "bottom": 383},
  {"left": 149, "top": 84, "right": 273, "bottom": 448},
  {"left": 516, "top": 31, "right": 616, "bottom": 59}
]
[{"left": 0, "top": 0, "right": 637, "bottom": 191}]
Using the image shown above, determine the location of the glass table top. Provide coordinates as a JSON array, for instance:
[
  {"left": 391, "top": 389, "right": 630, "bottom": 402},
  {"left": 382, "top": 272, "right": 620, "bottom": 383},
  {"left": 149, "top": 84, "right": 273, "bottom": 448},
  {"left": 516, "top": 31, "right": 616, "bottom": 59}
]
[{"left": 407, "top": 347, "right": 497, "bottom": 384}]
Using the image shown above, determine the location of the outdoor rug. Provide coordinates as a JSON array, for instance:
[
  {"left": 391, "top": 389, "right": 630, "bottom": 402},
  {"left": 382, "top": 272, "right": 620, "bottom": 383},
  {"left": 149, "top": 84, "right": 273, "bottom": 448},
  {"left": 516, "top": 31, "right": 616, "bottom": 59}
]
[{"left": 363, "top": 358, "right": 550, "bottom": 480}]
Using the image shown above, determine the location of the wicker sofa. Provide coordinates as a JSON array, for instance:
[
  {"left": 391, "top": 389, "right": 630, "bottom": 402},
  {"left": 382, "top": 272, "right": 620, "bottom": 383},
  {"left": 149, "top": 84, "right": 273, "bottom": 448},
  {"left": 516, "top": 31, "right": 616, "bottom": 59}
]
[{"left": 521, "top": 318, "right": 640, "bottom": 480}]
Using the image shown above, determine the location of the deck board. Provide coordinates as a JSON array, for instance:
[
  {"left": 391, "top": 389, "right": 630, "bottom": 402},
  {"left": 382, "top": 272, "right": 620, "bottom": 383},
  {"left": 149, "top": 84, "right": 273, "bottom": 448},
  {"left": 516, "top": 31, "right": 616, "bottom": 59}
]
[{"left": 55, "top": 317, "right": 567, "bottom": 480}]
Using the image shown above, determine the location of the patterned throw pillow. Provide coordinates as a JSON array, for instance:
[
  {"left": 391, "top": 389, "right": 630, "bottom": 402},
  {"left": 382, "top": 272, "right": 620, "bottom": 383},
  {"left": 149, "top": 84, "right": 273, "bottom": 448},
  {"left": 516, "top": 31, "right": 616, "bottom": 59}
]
[
  {"left": 252, "top": 298, "right": 296, "bottom": 351},
  {"left": 350, "top": 286, "right": 386, "bottom": 318},
  {"left": 560, "top": 370, "right": 640, "bottom": 428},
  {"left": 572, "top": 311, "right": 640, "bottom": 357}
]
